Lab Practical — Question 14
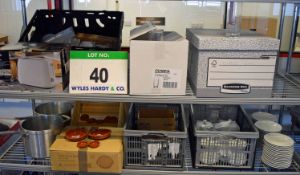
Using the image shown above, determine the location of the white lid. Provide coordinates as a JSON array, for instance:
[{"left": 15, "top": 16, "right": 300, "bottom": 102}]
[
  {"left": 130, "top": 22, "right": 156, "bottom": 40},
  {"left": 252, "top": 112, "right": 276, "bottom": 122},
  {"left": 186, "top": 28, "right": 280, "bottom": 51},
  {"left": 255, "top": 120, "right": 282, "bottom": 133}
]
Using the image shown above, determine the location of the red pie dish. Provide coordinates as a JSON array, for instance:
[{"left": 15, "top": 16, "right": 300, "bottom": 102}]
[
  {"left": 88, "top": 128, "right": 111, "bottom": 140},
  {"left": 89, "top": 140, "right": 100, "bottom": 148},
  {"left": 77, "top": 141, "right": 89, "bottom": 148},
  {"left": 65, "top": 128, "right": 88, "bottom": 142}
]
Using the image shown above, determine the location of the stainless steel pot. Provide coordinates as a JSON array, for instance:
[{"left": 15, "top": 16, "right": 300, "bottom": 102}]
[
  {"left": 0, "top": 115, "right": 70, "bottom": 158},
  {"left": 34, "top": 101, "right": 73, "bottom": 117}
]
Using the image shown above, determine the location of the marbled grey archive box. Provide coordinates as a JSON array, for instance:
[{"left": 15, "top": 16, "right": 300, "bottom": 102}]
[{"left": 186, "top": 29, "right": 280, "bottom": 98}]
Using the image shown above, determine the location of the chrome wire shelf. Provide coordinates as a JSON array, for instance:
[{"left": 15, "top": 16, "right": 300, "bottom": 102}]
[
  {"left": 0, "top": 136, "right": 51, "bottom": 173},
  {"left": 0, "top": 135, "right": 300, "bottom": 175},
  {"left": 0, "top": 74, "right": 300, "bottom": 105},
  {"left": 272, "top": 74, "right": 300, "bottom": 99},
  {"left": 123, "top": 138, "right": 300, "bottom": 175},
  {"left": 156, "top": 0, "right": 300, "bottom": 2}
]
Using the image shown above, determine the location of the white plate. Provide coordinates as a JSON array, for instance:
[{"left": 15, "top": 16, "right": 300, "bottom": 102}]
[
  {"left": 262, "top": 150, "right": 293, "bottom": 157},
  {"left": 262, "top": 150, "right": 293, "bottom": 156},
  {"left": 262, "top": 153, "right": 293, "bottom": 159},
  {"left": 262, "top": 154, "right": 293, "bottom": 161},
  {"left": 262, "top": 152, "right": 293, "bottom": 158},
  {"left": 252, "top": 112, "right": 277, "bottom": 122},
  {"left": 255, "top": 120, "right": 282, "bottom": 133},
  {"left": 262, "top": 155, "right": 293, "bottom": 161},
  {"left": 264, "top": 141, "right": 294, "bottom": 148},
  {"left": 262, "top": 157, "right": 292, "bottom": 169},
  {"left": 262, "top": 161, "right": 291, "bottom": 168},
  {"left": 264, "top": 133, "right": 294, "bottom": 147},
  {"left": 264, "top": 140, "right": 294, "bottom": 148},
  {"left": 263, "top": 146, "right": 294, "bottom": 153}
]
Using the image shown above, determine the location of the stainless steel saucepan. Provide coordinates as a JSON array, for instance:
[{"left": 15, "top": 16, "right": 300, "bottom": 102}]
[
  {"left": 34, "top": 101, "right": 73, "bottom": 117},
  {"left": 0, "top": 115, "right": 70, "bottom": 158}
]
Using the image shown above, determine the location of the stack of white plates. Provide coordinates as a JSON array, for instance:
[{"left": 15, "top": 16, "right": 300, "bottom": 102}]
[{"left": 261, "top": 133, "right": 294, "bottom": 169}]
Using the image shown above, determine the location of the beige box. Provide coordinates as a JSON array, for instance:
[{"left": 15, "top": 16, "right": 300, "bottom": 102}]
[
  {"left": 137, "top": 108, "right": 176, "bottom": 131},
  {"left": 50, "top": 136, "right": 123, "bottom": 173},
  {"left": 72, "top": 102, "right": 128, "bottom": 128},
  {"left": 129, "top": 23, "right": 188, "bottom": 95}
]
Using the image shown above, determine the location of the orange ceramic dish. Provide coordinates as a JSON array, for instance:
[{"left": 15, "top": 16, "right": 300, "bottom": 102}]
[
  {"left": 65, "top": 128, "right": 88, "bottom": 142},
  {"left": 88, "top": 128, "right": 111, "bottom": 140},
  {"left": 89, "top": 140, "right": 100, "bottom": 148},
  {"left": 77, "top": 141, "right": 89, "bottom": 148}
]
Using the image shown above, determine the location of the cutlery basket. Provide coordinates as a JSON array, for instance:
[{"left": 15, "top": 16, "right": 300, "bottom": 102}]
[
  {"left": 190, "top": 105, "right": 259, "bottom": 169},
  {"left": 124, "top": 103, "right": 187, "bottom": 170}
]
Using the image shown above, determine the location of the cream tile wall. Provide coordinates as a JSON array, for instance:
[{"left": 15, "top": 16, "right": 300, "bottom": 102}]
[
  {"left": 0, "top": 0, "right": 47, "bottom": 44},
  {"left": 72, "top": 1, "right": 282, "bottom": 47},
  {"left": 0, "top": 0, "right": 296, "bottom": 50},
  {"left": 73, "top": 0, "right": 225, "bottom": 46}
]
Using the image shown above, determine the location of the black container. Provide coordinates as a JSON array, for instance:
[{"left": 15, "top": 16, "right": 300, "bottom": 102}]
[
  {"left": 0, "top": 51, "right": 11, "bottom": 81},
  {"left": 19, "top": 10, "right": 124, "bottom": 50}
]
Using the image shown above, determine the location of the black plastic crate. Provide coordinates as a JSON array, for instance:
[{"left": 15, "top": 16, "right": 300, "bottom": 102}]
[
  {"left": 19, "top": 10, "right": 124, "bottom": 50},
  {"left": 189, "top": 105, "right": 259, "bottom": 169},
  {"left": 124, "top": 103, "right": 187, "bottom": 170}
]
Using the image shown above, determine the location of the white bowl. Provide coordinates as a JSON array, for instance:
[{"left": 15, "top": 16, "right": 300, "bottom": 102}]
[
  {"left": 255, "top": 120, "right": 282, "bottom": 133},
  {"left": 251, "top": 112, "right": 277, "bottom": 122}
]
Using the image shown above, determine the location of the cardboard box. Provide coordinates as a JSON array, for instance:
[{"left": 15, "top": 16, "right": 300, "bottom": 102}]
[
  {"left": 240, "top": 16, "right": 278, "bottom": 38},
  {"left": 129, "top": 23, "right": 188, "bottom": 95},
  {"left": 61, "top": 126, "right": 124, "bottom": 138},
  {"left": 50, "top": 136, "right": 123, "bottom": 173},
  {"left": 71, "top": 102, "right": 129, "bottom": 137},
  {"left": 137, "top": 108, "right": 176, "bottom": 131},
  {"left": 186, "top": 28, "right": 280, "bottom": 98},
  {"left": 0, "top": 34, "right": 8, "bottom": 45},
  {"left": 72, "top": 102, "right": 127, "bottom": 128}
]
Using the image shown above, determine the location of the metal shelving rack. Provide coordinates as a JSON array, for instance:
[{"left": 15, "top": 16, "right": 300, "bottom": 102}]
[
  {"left": 1, "top": 0, "right": 300, "bottom": 174},
  {"left": 1, "top": 135, "right": 300, "bottom": 175},
  {"left": 0, "top": 74, "right": 300, "bottom": 105}
]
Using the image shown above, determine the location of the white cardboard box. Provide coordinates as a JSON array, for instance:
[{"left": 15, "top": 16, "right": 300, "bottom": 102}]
[{"left": 129, "top": 23, "right": 188, "bottom": 95}]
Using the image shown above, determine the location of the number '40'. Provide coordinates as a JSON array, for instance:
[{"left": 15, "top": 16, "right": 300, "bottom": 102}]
[{"left": 90, "top": 68, "right": 108, "bottom": 83}]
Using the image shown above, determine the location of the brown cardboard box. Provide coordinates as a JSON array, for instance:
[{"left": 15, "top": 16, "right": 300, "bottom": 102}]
[
  {"left": 60, "top": 126, "right": 124, "bottom": 138},
  {"left": 0, "top": 34, "right": 8, "bottom": 45},
  {"left": 137, "top": 108, "right": 176, "bottom": 131},
  {"left": 50, "top": 135, "right": 123, "bottom": 173},
  {"left": 240, "top": 16, "right": 278, "bottom": 38},
  {"left": 72, "top": 102, "right": 127, "bottom": 128}
]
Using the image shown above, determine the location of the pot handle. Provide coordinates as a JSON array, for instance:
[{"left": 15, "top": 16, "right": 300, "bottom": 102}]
[
  {"left": 61, "top": 115, "right": 71, "bottom": 124},
  {"left": 14, "top": 116, "right": 32, "bottom": 120},
  {"left": 0, "top": 130, "right": 23, "bottom": 135}
]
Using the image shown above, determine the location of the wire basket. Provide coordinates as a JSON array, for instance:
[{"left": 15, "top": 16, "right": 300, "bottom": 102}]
[
  {"left": 124, "top": 103, "right": 187, "bottom": 170},
  {"left": 190, "top": 105, "right": 259, "bottom": 169}
]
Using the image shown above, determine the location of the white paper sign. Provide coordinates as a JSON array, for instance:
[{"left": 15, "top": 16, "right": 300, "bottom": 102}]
[
  {"left": 69, "top": 51, "right": 128, "bottom": 94},
  {"left": 153, "top": 68, "right": 181, "bottom": 89},
  {"left": 207, "top": 56, "right": 276, "bottom": 94}
]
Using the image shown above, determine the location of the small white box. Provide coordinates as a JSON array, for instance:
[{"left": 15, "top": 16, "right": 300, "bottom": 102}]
[{"left": 129, "top": 23, "right": 188, "bottom": 95}]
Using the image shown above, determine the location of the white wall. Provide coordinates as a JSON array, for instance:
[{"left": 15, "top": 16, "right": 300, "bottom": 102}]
[
  {"left": 0, "top": 1, "right": 296, "bottom": 50},
  {"left": 120, "top": 1, "right": 225, "bottom": 46},
  {"left": 73, "top": 0, "right": 225, "bottom": 46},
  {"left": 241, "top": 3, "right": 279, "bottom": 17},
  {"left": 0, "top": 0, "right": 47, "bottom": 44}
]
